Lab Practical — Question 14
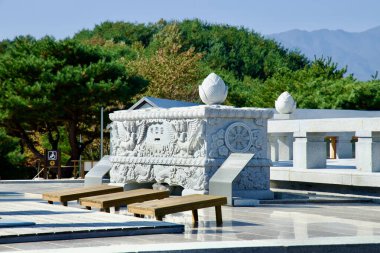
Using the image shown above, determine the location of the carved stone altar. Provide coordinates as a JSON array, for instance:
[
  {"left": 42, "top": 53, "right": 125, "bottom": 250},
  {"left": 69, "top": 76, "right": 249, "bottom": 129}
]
[{"left": 109, "top": 105, "right": 274, "bottom": 199}]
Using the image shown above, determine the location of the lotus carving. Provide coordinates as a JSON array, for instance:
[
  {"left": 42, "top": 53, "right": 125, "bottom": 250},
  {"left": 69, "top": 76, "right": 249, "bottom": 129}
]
[
  {"left": 275, "top": 91, "right": 296, "bottom": 114},
  {"left": 199, "top": 73, "right": 228, "bottom": 105}
]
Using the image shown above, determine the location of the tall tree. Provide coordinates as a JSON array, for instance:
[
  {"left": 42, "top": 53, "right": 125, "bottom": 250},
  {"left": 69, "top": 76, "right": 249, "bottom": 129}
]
[
  {"left": 126, "top": 23, "right": 204, "bottom": 101},
  {"left": 0, "top": 36, "right": 144, "bottom": 166},
  {"left": 0, "top": 128, "right": 25, "bottom": 179}
]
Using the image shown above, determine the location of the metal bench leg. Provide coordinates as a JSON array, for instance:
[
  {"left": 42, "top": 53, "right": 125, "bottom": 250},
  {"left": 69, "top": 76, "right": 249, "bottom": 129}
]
[
  {"left": 86, "top": 206, "right": 91, "bottom": 210},
  {"left": 192, "top": 210, "right": 199, "bottom": 223},
  {"left": 48, "top": 201, "right": 53, "bottom": 204},
  {"left": 215, "top": 206, "right": 223, "bottom": 226}
]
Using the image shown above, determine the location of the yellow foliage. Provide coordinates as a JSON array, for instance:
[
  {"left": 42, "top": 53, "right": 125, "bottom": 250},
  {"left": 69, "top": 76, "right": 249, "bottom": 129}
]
[{"left": 126, "top": 24, "right": 204, "bottom": 101}]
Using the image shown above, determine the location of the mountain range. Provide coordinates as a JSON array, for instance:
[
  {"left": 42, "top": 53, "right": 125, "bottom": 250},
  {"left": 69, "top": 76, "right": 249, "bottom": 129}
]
[{"left": 268, "top": 26, "right": 380, "bottom": 80}]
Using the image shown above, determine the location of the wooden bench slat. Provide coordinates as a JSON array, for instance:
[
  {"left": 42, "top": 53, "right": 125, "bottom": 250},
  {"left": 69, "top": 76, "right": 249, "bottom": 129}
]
[
  {"left": 129, "top": 195, "right": 226, "bottom": 214},
  {"left": 128, "top": 194, "right": 227, "bottom": 225},
  {"left": 42, "top": 185, "right": 124, "bottom": 204},
  {"left": 43, "top": 185, "right": 121, "bottom": 198},
  {"left": 79, "top": 189, "right": 170, "bottom": 210},
  {"left": 45, "top": 185, "right": 121, "bottom": 195}
]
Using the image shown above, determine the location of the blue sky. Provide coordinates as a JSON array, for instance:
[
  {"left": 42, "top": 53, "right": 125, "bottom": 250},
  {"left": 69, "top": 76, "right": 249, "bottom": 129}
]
[{"left": 1, "top": 0, "right": 379, "bottom": 40}]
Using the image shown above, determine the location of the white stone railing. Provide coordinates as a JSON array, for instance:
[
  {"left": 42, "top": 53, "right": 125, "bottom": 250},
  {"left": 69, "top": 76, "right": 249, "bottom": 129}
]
[{"left": 268, "top": 117, "right": 380, "bottom": 172}]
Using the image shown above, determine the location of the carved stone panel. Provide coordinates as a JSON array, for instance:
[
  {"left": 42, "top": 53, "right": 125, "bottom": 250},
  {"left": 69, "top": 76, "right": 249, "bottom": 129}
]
[
  {"left": 225, "top": 122, "right": 253, "bottom": 152},
  {"left": 109, "top": 105, "right": 273, "bottom": 194}
]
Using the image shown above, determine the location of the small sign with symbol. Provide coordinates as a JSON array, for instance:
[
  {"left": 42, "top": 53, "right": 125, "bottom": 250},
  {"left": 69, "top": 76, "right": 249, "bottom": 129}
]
[
  {"left": 48, "top": 151, "right": 57, "bottom": 161},
  {"left": 45, "top": 150, "right": 60, "bottom": 168}
]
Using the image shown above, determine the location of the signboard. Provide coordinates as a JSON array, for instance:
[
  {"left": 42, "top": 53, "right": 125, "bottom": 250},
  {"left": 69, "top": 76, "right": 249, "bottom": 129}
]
[
  {"left": 209, "top": 153, "right": 255, "bottom": 206},
  {"left": 45, "top": 149, "right": 60, "bottom": 168}
]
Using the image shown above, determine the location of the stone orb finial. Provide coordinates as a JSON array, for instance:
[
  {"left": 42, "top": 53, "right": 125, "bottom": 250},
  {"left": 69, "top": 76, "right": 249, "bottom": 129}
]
[
  {"left": 275, "top": 91, "right": 296, "bottom": 114},
  {"left": 199, "top": 73, "right": 228, "bottom": 105}
]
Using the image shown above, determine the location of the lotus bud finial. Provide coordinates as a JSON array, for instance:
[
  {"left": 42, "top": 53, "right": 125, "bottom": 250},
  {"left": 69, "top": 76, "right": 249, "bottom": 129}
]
[
  {"left": 275, "top": 91, "right": 296, "bottom": 114},
  {"left": 199, "top": 73, "right": 228, "bottom": 105}
]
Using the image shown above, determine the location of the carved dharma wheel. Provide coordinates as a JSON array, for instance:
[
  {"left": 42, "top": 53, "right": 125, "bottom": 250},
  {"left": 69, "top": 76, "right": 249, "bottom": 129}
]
[{"left": 224, "top": 122, "right": 253, "bottom": 152}]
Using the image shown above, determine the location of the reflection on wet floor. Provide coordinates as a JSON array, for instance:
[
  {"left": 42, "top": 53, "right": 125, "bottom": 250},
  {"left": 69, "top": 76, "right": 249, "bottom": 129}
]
[
  {"left": 2, "top": 183, "right": 380, "bottom": 251},
  {"left": 124, "top": 202, "right": 380, "bottom": 243}
]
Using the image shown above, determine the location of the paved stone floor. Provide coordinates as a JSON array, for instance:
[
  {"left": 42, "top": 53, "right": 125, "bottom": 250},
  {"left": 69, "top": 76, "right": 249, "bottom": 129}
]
[{"left": 1, "top": 182, "right": 380, "bottom": 252}]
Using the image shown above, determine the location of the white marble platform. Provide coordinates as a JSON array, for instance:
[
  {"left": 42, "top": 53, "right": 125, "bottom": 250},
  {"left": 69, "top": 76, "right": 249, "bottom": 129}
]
[
  {"left": 3, "top": 182, "right": 380, "bottom": 252},
  {"left": 271, "top": 159, "right": 380, "bottom": 187},
  {"left": 0, "top": 194, "right": 183, "bottom": 243}
]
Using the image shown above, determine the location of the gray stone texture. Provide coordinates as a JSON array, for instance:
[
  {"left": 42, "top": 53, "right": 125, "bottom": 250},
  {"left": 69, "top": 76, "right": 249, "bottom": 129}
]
[
  {"left": 355, "top": 131, "right": 380, "bottom": 172},
  {"left": 108, "top": 105, "right": 273, "bottom": 195},
  {"left": 293, "top": 132, "right": 326, "bottom": 169}
]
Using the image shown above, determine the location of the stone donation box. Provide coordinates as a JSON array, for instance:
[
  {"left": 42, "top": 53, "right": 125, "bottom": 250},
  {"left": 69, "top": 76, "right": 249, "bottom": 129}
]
[{"left": 109, "top": 73, "right": 274, "bottom": 199}]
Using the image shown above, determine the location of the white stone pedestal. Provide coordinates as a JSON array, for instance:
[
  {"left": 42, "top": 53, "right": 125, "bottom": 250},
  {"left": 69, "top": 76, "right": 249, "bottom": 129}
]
[
  {"left": 269, "top": 133, "right": 293, "bottom": 161},
  {"left": 108, "top": 105, "right": 273, "bottom": 199},
  {"left": 336, "top": 133, "right": 354, "bottom": 159},
  {"left": 293, "top": 132, "right": 326, "bottom": 169},
  {"left": 356, "top": 131, "right": 380, "bottom": 172}
]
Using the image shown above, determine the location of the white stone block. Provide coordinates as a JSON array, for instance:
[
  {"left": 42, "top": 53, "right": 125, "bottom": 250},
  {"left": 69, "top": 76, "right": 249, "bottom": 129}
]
[
  {"left": 293, "top": 133, "right": 326, "bottom": 169},
  {"left": 109, "top": 105, "right": 273, "bottom": 196},
  {"left": 355, "top": 131, "right": 380, "bottom": 172}
]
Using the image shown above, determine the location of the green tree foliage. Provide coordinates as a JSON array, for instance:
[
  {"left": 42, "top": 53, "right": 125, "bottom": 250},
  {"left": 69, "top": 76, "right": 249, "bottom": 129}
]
[
  {"left": 2, "top": 19, "right": 380, "bottom": 178},
  {"left": 76, "top": 19, "right": 313, "bottom": 106},
  {"left": 74, "top": 21, "right": 159, "bottom": 47},
  {"left": 177, "top": 19, "right": 309, "bottom": 79},
  {"left": 126, "top": 23, "right": 204, "bottom": 101},
  {"left": 0, "top": 36, "right": 145, "bottom": 166},
  {"left": 0, "top": 128, "right": 26, "bottom": 179},
  {"left": 78, "top": 19, "right": 309, "bottom": 81}
]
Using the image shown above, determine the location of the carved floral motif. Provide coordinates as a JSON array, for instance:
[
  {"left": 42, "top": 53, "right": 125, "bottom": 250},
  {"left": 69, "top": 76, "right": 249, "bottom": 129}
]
[
  {"left": 109, "top": 105, "right": 271, "bottom": 193},
  {"left": 209, "top": 121, "right": 264, "bottom": 158},
  {"left": 110, "top": 119, "right": 206, "bottom": 158},
  {"left": 110, "top": 163, "right": 206, "bottom": 190},
  {"left": 225, "top": 122, "right": 252, "bottom": 152},
  {"left": 199, "top": 73, "right": 228, "bottom": 105},
  {"left": 275, "top": 91, "right": 297, "bottom": 114},
  {"left": 233, "top": 166, "right": 270, "bottom": 190}
]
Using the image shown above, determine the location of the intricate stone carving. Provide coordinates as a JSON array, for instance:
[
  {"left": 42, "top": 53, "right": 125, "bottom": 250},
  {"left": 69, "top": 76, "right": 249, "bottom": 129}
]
[
  {"left": 110, "top": 105, "right": 273, "bottom": 121},
  {"left": 209, "top": 129, "right": 226, "bottom": 158},
  {"left": 109, "top": 104, "right": 273, "bottom": 195},
  {"left": 275, "top": 91, "right": 296, "bottom": 114},
  {"left": 172, "top": 119, "right": 205, "bottom": 157},
  {"left": 250, "top": 129, "right": 264, "bottom": 158},
  {"left": 110, "top": 119, "right": 205, "bottom": 159},
  {"left": 208, "top": 122, "right": 265, "bottom": 159},
  {"left": 233, "top": 166, "right": 270, "bottom": 190},
  {"left": 199, "top": 73, "right": 228, "bottom": 105},
  {"left": 153, "top": 165, "right": 205, "bottom": 190},
  {"left": 225, "top": 122, "right": 252, "bottom": 152},
  {"left": 110, "top": 163, "right": 206, "bottom": 190}
]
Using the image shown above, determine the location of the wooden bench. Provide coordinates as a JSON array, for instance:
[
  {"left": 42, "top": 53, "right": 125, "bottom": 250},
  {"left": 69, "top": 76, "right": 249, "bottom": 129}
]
[
  {"left": 42, "top": 185, "right": 124, "bottom": 206},
  {"left": 79, "top": 189, "right": 170, "bottom": 213},
  {"left": 128, "top": 194, "right": 227, "bottom": 225}
]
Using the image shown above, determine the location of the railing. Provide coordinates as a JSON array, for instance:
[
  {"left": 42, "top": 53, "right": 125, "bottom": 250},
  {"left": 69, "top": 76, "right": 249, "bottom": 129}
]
[
  {"left": 33, "top": 160, "right": 98, "bottom": 179},
  {"left": 268, "top": 117, "right": 380, "bottom": 172}
]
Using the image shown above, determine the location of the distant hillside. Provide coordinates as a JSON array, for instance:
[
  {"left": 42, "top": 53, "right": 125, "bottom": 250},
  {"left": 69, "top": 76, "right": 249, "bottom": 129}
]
[
  {"left": 269, "top": 26, "right": 380, "bottom": 80},
  {"left": 74, "top": 19, "right": 310, "bottom": 80}
]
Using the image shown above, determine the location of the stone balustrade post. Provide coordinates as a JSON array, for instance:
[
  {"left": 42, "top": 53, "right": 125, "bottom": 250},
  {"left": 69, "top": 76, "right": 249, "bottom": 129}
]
[
  {"left": 268, "top": 133, "right": 293, "bottom": 162},
  {"left": 278, "top": 133, "right": 293, "bottom": 161},
  {"left": 355, "top": 131, "right": 380, "bottom": 172},
  {"left": 293, "top": 132, "right": 326, "bottom": 169},
  {"left": 268, "top": 135, "right": 279, "bottom": 162},
  {"left": 336, "top": 132, "right": 354, "bottom": 159}
]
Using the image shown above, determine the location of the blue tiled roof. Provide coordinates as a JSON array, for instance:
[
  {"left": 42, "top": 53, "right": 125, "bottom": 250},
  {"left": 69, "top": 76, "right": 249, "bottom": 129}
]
[{"left": 129, "top": 97, "right": 199, "bottom": 110}]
